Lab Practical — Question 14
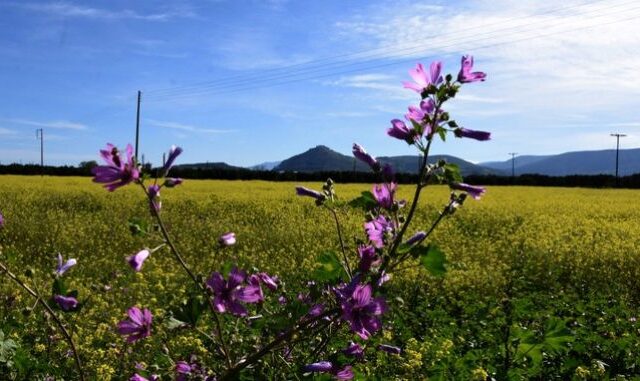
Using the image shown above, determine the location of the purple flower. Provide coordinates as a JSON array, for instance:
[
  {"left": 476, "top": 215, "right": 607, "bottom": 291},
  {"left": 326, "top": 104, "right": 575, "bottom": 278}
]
[
  {"left": 54, "top": 295, "right": 78, "bottom": 311},
  {"left": 450, "top": 182, "right": 486, "bottom": 200},
  {"left": 56, "top": 253, "right": 76, "bottom": 276},
  {"left": 0, "top": 211, "right": 4, "bottom": 228},
  {"left": 248, "top": 274, "right": 265, "bottom": 301},
  {"left": 340, "top": 283, "right": 386, "bottom": 340},
  {"left": 129, "top": 374, "right": 148, "bottom": 381},
  {"left": 304, "top": 362, "right": 354, "bottom": 380},
  {"left": 206, "top": 268, "right": 262, "bottom": 317},
  {"left": 372, "top": 182, "right": 396, "bottom": 209},
  {"left": 387, "top": 119, "right": 418, "bottom": 144},
  {"left": 163, "top": 178, "right": 183, "bottom": 188},
  {"left": 92, "top": 143, "right": 139, "bottom": 191},
  {"left": 454, "top": 127, "right": 491, "bottom": 141},
  {"left": 403, "top": 61, "right": 443, "bottom": 93},
  {"left": 357, "top": 245, "right": 380, "bottom": 273},
  {"left": 457, "top": 55, "right": 486, "bottom": 83},
  {"left": 148, "top": 185, "right": 161, "bottom": 212},
  {"left": 364, "top": 215, "right": 393, "bottom": 249},
  {"left": 378, "top": 344, "right": 402, "bottom": 354},
  {"left": 343, "top": 342, "right": 364, "bottom": 359},
  {"left": 162, "top": 145, "right": 183, "bottom": 176},
  {"left": 295, "top": 186, "right": 325, "bottom": 201},
  {"left": 352, "top": 143, "right": 380, "bottom": 172},
  {"left": 176, "top": 361, "right": 192, "bottom": 374},
  {"left": 278, "top": 295, "right": 287, "bottom": 305},
  {"left": 405, "top": 231, "right": 426, "bottom": 246},
  {"left": 127, "top": 249, "right": 150, "bottom": 272},
  {"left": 308, "top": 304, "right": 325, "bottom": 317},
  {"left": 257, "top": 272, "right": 278, "bottom": 291},
  {"left": 218, "top": 232, "right": 236, "bottom": 246},
  {"left": 377, "top": 271, "right": 391, "bottom": 286},
  {"left": 117, "top": 306, "right": 153, "bottom": 343}
]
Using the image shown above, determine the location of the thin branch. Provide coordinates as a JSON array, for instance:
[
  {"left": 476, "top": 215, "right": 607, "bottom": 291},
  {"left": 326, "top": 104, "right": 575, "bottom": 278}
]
[
  {"left": 0, "top": 262, "right": 86, "bottom": 381},
  {"left": 329, "top": 208, "right": 352, "bottom": 279}
]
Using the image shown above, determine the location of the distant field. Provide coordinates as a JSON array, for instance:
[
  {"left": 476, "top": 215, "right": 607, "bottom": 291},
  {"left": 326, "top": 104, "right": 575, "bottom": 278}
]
[{"left": 1, "top": 175, "right": 639, "bottom": 379}]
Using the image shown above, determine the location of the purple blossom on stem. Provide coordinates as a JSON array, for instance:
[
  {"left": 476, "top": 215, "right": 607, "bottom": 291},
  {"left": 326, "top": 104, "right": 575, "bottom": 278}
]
[
  {"left": 162, "top": 145, "right": 183, "bottom": 176},
  {"left": 357, "top": 245, "right": 380, "bottom": 273},
  {"left": 206, "top": 268, "right": 262, "bottom": 317},
  {"left": 0, "top": 211, "right": 4, "bottom": 228},
  {"left": 295, "top": 186, "right": 325, "bottom": 201},
  {"left": 92, "top": 143, "right": 139, "bottom": 191},
  {"left": 343, "top": 342, "right": 364, "bottom": 359},
  {"left": 378, "top": 344, "right": 402, "bottom": 354},
  {"left": 454, "top": 127, "right": 491, "bottom": 141},
  {"left": 127, "top": 249, "right": 150, "bottom": 272},
  {"left": 352, "top": 143, "right": 380, "bottom": 172},
  {"left": 308, "top": 303, "right": 325, "bottom": 317},
  {"left": 304, "top": 362, "right": 354, "bottom": 380},
  {"left": 405, "top": 231, "right": 427, "bottom": 246},
  {"left": 218, "top": 232, "right": 236, "bottom": 246},
  {"left": 450, "top": 182, "right": 486, "bottom": 200},
  {"left": 405, "top": 99, "right": 437, "bottom": 136},
  {"left": 147, "top": 185, "right": 161, "bottom": 212},
  {"left": 117, "top": 307, "right": 153, "bottom": 343},
  {"left": 163, "top": 178, "right": 183, "bottom": 188},
  {"left": 372, "top": 182, "right": 396, "bottom": 209},
  {"left": 364, "top": 215, "right": 394, "bottom": 249},
  {"left": 387, "top": 119, "right": 418, "bottom": 144},
  {"left": 403, "top": 61, "right": 443, "bottom": 93},
  {"left": 340, "top": 283, "right": 387, "bottom": 340},
  {"left": 55, "top": 253, "right": 76, "bottom": 276},
  {"left": 54, "top": 295, "right": 78, "bottom": 311},
  {"left": 129, "top": 374, "right": 148, "bottom": 381},
  {"left": 257, "top": 272, "right": 278, "bottom": 291},
  {"left": 458, "top": 55, "right": 486, "bottom": 83},
  {"left": 175, "top": 361, "right": 192, "bottom": 375}
]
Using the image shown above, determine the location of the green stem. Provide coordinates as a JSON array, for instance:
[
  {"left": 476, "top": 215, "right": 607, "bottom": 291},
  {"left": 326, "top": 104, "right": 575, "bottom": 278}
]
[
  {"left": 0, "top": 262, "right": 86, "bottom": 381},
  {"left": 329, "top": 207, "right": 352, "bottom": 279}
]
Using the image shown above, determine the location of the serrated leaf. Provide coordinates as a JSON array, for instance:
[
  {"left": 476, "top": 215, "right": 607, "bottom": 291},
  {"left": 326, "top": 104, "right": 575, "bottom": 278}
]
[
  {"left": 348, "top": 191, "right": 377, "bottom": 210},
  {"left": 312, "top": 251, "right": 346, "bottom": 282},
  {"left": 415, "top": 245, "right": 447, "bottom": 276},
  {"left": 173, "top": 295, "right": 207, "bottom": 326}
]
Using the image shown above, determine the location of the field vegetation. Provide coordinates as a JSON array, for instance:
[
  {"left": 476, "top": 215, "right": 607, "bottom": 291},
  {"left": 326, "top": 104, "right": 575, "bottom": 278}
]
[{"left": 1, "top": 176, "right": 639, "bottom": 380}]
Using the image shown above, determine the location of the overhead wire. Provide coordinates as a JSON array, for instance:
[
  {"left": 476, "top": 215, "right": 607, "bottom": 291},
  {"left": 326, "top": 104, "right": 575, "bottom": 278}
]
[{"left": 143, "top": 0, "right": 636, "bottom": 101}]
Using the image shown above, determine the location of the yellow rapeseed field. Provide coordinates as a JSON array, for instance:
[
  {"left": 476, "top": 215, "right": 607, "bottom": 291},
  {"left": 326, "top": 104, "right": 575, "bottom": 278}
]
[{"left": 1, "top": 175, "right": 639, "bottom": 379}]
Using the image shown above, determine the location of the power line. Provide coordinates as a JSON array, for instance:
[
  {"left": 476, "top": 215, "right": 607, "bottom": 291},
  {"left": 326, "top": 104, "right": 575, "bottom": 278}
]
[
  {"left": 144, "top": 0, "right": 637, "bottom": 101},
  {"left": 144, "top": 7, "right": 640, "bottom": 102}
]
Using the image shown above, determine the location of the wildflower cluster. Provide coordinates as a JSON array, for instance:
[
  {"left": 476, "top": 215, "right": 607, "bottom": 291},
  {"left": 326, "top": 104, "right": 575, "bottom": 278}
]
[{"left": 0, "top": 56, "right": 490, "bottom": 379}]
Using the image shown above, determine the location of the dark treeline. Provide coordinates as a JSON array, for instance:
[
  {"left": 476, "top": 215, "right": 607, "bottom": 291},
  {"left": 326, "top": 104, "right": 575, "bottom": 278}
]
[{"left": 1, "top": 164, "right": 640, "bottom": 188}]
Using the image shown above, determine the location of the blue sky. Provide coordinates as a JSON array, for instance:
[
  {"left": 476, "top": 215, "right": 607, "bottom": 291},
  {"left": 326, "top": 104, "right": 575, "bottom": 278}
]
[{"left": 1, "top": 0, "right": 639, "bottom": 167}]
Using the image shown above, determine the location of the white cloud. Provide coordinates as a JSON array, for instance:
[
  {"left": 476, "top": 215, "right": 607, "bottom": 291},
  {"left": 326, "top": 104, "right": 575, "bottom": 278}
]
[
  {"left": 146, "top": 119, "right": 235, "bottom": 134},
  {"left": 2, "top": 118, "right": 88, "bottom": 130},
  {"left": 0, "top": 128, "right": 16, "bottom": 135},
  {"left": 7, "top": 2, "right": 194, "bottom": 21}
]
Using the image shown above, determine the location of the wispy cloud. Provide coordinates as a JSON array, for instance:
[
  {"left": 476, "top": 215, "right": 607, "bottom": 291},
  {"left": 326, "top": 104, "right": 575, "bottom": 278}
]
[
  {"left": 146, "top": 119, "right": 235, "bottom": 134},
  {"left": 0, "top": 127, "right": 16, "bottom": 135},
  {"left": 2, "top": 118, "right": 88, "bottom": 130},
  {"left": 8, "top": 1, "right": 194, "bottom": 21}
]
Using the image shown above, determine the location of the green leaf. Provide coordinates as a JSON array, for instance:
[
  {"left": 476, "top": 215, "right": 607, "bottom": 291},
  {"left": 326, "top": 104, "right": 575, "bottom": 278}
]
[
  {"left": 348, "top": 191, "right": 377, "bottom": 210},
  {"left": 166, "top": 316, "right": 189, "bottom": 330},
  {"left": 173, "top": 295, "right": 207, "bottom": 326},
  {"left": 437, "top": 127, "right": 447, "bottom": 142},
  {"left": 128, "top": 217, "right": 149, "bottom": 237},
  {"left": 52, "top": 277, "right": 67, "bottom": 296},
  {"left": 0, "top": 330, "right": 17, "bottom": 363},
  {"left": 542, "top": 318, "right": 574, "bottom": 354},
  {"left": 312, "top": 251, "right": 346, "bottom": 282},
  {"left": 415, "top": 245, "right": 447, "bottom": 276},
  {"left": 443, "top": 163, "right": 463, "bottom": 183}
]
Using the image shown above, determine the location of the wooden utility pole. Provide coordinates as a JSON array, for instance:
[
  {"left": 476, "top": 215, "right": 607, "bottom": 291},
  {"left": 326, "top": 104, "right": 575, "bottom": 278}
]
[
  {"left": 508, "top": 152, "right": 517, "bottom": 178},
  {"left": 135, "top": 90, "right": 142, "bottom": 162},
  {"left": 36, "top": 128, "right": 44, "bottom": 175},
  {"left": 611, "top": 133, "right": 626, "bottom": 186}
]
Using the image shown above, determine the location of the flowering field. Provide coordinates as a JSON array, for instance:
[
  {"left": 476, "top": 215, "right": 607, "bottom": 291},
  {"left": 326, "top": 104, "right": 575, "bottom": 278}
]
[{"left": 1, "top": 175, "right": 639, "bottom": 380}]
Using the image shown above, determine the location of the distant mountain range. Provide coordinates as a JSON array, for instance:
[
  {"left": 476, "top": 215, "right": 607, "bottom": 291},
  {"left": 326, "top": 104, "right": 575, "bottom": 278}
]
[
  {"left": 178, "top": 146, "right": 640, "bottom": 177},
  {"left": 480, "top": 148, "right": 640, "bottom": 176}
]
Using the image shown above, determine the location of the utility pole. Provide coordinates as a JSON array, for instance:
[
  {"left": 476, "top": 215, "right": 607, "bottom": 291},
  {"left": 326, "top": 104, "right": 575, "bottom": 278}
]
[
  {"left": 36, "top": 128, "right": 44, "bottom": 176},
  {"left": 135, "top": 90, "right": 142, "bottom": 163},
  {"left": 508, "top": 152, "right": 517, "bottom": 178},
  {"left": 611, "top": 133, "right": 626, "bottom": 187}
]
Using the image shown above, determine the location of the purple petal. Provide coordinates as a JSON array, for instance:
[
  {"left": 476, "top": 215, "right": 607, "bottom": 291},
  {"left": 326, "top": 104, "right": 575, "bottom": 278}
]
[
  {"left": 127, "top": 249, "right": 150, "bottom": 272},
  {"left": 378, "top": 344, "right": 402, "bottom": 354},
  {"left": 304, "top": 361, "right": 333, "bottom": 373}
]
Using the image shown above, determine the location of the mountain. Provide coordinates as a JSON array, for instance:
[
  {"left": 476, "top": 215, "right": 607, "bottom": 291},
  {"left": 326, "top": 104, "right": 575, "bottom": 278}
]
[
  {"left": 175, "top": 162, "right": 244, "bottom": 171},
  {"left": 480, "top": 149, "right": 640, "bottom": 176},
  {"left": 274, "top": 145, "right": 498, "bottom": 176},
  {"left": 249, "top": 161, "right": 281, "bottom": 171}
]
